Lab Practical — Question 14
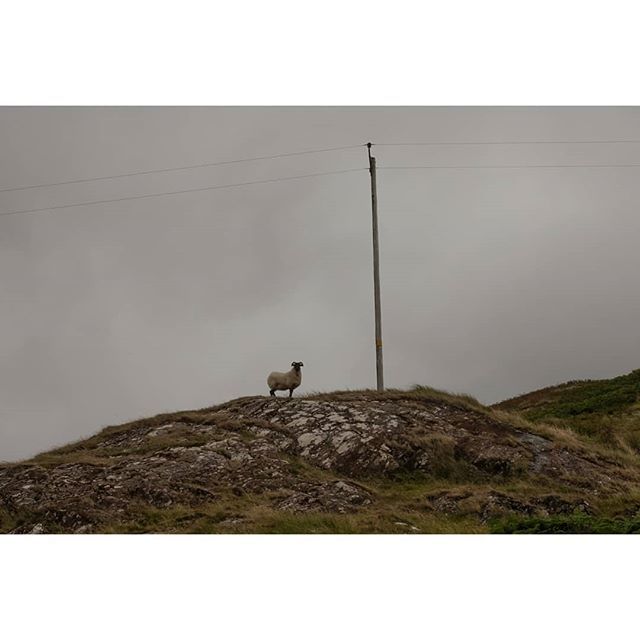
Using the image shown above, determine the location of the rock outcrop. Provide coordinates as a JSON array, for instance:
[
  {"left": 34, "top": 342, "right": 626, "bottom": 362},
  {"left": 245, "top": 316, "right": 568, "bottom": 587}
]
[{"left": 1, "top": 390, "right": 638, "bottom": 533}]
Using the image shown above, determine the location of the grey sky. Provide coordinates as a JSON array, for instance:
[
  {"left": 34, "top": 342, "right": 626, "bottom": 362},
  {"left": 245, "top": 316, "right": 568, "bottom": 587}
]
[{"left": 1, "top": 106, "right": 640, "bottom": 461}]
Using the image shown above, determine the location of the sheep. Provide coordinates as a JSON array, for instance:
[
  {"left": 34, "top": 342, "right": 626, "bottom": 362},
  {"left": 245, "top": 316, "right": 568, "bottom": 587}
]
[{"left": 267, "top": 361, "right": 304, "bottom": 398}]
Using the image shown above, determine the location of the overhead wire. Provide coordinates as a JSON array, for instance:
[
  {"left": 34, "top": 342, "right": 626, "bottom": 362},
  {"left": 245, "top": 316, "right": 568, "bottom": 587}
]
[
  {"left": 5, "top": 139, "right": 639, "bottom": 194},
  {"left": 0, "top": 168, "right": 367, "bottom": 218},
  {"left": 373, "top": 140, "right": 640, "bottom": 146},
  {"left": 3, "top": 138, "right": 640, "bottom": 218},
  {"left": 0, "top": 143, "right": 366, "bottom": 194},
  {"left": 378, "top": 163, "right": 640, "bottom": 170}
]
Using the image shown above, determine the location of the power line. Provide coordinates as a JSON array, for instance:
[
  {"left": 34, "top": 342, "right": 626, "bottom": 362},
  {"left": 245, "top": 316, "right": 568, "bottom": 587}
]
[
  {"left": 0, "top": 144, "right": 365, "bottom": 194},
  {"left": 379, "top": 163, "right": 640, "bottom": 170},
  {"left": 374, "top": 140, "right": 640, "bottom": 147},
  {"left": 3, "top": 139, "right": 638, "bottom": 194},
  {"left": 0, "top": 168, "right": 367, "bottom": 218}
]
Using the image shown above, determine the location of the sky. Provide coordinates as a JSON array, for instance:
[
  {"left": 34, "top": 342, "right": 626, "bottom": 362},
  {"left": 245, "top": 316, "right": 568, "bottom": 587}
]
[{"left": 1, "top": 106, "right": 640, "bottom": 461}]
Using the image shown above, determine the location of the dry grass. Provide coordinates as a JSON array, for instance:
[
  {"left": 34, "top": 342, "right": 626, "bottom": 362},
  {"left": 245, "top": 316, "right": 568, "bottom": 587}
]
[
  {"left": 490, "top": 408, "right": 640, "bottom": 473},
  {"left": 100, "top": 489, "right": 488, "bottom": 534},
  {"left": 95, "top": 466, "right": 640, "bottom": 534},
  {"left": 25, "top": 410, "right": 254, "bottom": 465},
  {"left": 303, "top": 386, "right": 484, "bottom": 413},
  {"left": 493, "top": 369, "right": 640, "bottom": 454},
  {"left": 6, "top": 383, "right": 640, "bottom": 534},
  {"left": 99, "top": 469, "right": 640, "bottom": 534}
]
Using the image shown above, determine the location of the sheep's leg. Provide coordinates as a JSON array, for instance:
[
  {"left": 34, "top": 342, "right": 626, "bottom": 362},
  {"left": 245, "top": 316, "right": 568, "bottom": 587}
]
[
  {"left": 270, "top": 389, "right": 276, "bottom": 397},
  {"left": 289, "top": 389, "right": 294, "bottom": 398}
]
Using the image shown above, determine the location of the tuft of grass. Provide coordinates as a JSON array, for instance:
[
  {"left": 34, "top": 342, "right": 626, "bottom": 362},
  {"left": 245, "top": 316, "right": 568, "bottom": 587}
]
[
  {"left": 0, "top": 506, "right": 17, "bottom": 531},
  {"left": 409, "top": 385, "right": 484, "bottom": 410},
  {"left": 303, "top": 385, "right": 484, "bottom": 414},
  {"left": 25, "top": 451, "right": 116, "bottom": 468}
]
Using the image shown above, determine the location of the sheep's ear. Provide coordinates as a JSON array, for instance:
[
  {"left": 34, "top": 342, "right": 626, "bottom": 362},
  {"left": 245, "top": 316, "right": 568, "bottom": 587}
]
[
  {"left": 299, "top": 362, "right": 304, "bottom": 367},
  {"left": 291, "top": 362, "right": 296, "bottom": 367}
]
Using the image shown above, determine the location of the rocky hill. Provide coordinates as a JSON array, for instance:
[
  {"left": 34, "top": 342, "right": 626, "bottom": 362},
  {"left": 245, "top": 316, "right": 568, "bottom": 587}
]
[{"left": 2, "top": 387, "right": 640, "bottom": 533}]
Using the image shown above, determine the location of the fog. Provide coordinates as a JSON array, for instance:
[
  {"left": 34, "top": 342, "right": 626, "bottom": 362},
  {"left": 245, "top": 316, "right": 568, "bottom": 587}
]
[{"left": 1, "top": 106, "right": 639, "bottom": 460}]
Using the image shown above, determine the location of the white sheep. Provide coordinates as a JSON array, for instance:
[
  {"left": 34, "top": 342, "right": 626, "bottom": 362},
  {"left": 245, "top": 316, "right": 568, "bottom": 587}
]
[{"left": 267, "top": 361, "right": 304, "bottom": 398}]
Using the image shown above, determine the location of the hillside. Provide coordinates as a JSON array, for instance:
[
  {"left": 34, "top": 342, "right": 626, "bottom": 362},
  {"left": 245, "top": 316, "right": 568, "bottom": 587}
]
[
  {"left": 493, "top": 369, "right": 640, "bottom": 453},
  {"left": 2, "top": 387, "right": 640, "bottom": 534}
]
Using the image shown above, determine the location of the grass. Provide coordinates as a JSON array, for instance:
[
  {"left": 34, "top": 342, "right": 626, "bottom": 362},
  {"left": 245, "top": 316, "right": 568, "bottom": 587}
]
[
  {"left": 409, "top": 385, "right": 484, "bottom": 409},
  {"left": 5, "top": 378, "right": 640, "bottom": 534},
  {"left": 95, "top": 469, "right": 640, "bottom": 534},
  {"left": 0, "top": 506, "right": 17, "bottom": 532},
  {"left": 92, "top": 470, "right": 500, "bottom": 534},
  {"left": 25, "top": 410, "right": 254, "bottom": 465},
  {"left": 490, "top": 408, "right": 640, "bottom": 474},
  {"left": 494, "top": 369, "right": 640, "bottom": 453},
  {"left": 494, "top": 369, "right": 640, "bottom": 415},
  {"left": 8, "top": 460, "right": 640, "bottom": 534},
  {"left": 306, "top": 384, "right": 640, "bottom": 479},
  {"left": 242, "top": 511, "right": 486, "bottom": 534},
  {"left": 101, "top": 497, "right": 488, "bottom": 534},
  {"left": 303, "top": 385, "right": 485, "bottom": 413},
  {"left": 490, "top": 514, "right": 640, "bottom": 534},
  {"left": 101, "top": 472, "right": 640, "bottom": 534}
]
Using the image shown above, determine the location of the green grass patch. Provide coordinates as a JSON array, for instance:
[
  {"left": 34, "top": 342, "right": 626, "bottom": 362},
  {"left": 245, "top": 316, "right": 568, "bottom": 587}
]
[
  {"left": 495, "top": 369, "right": 640, "bottom": 417},
  {"left": 490, "top": 513, "right": 640, "bottom": 534},
  {"left": 493, "top": 369, "right": 640, "bottom": 453}
]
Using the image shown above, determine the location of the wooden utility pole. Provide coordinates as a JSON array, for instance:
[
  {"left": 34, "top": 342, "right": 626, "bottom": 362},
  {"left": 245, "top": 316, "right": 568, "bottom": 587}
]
[{"left": 367, "top": 142, "right": 384, "bottom": 391}]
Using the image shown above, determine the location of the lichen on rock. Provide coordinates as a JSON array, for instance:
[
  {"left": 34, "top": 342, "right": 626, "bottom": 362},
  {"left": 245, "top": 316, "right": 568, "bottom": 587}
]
[{"left": 1, "top": 391, "right": 638, "bottom": 533}]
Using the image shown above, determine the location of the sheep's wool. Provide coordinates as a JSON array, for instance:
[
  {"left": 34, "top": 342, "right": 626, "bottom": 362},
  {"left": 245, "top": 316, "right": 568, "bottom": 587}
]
[{"left": 267, "top": 367, "right": 302, "bottom": 391}]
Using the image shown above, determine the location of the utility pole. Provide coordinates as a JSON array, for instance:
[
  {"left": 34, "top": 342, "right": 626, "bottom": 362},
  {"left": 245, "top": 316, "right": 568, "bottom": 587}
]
[{"left": 367, "top": 142, "right": 384, "bottom": 391}]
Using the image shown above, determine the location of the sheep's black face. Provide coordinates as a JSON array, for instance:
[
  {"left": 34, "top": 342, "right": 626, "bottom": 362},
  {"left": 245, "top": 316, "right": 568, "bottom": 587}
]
[{"left": 292, "top": 361, "right": 303, "bottom": 371}]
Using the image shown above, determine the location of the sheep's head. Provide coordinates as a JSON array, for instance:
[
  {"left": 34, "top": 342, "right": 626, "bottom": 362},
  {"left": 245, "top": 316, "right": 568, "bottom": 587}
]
[{"left": 291, "top": 361, "right": 304, "bottom": 371}]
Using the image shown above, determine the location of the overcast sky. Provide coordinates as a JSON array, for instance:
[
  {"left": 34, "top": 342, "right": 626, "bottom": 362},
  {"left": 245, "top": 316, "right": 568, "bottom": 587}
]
[{"left": 1, "top": 106, "right": 640, "bottom": 461}]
